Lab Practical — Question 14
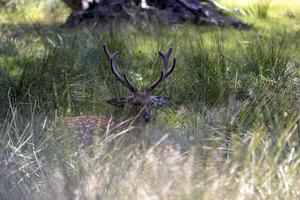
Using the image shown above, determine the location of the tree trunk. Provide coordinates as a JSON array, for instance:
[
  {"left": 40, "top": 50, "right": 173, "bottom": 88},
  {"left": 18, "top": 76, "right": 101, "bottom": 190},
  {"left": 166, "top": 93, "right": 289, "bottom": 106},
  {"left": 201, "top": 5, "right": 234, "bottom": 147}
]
[{"left": 62, "top": 0, "right": 249, "bottom": 28}]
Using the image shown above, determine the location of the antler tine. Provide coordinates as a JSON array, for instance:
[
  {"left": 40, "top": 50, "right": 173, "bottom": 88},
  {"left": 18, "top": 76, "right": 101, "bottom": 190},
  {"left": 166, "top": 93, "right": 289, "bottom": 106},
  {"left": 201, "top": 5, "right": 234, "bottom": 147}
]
[
  {"left": 103, "top": 45, "right": 138, "bottom": 93},
  {"left": 103, "top": 44, "right": 118, "bottom": 60},
  {"left": 159, "top": 48, "right": 173, "bottom": 73},
  {"left": 123, "top": 74, "right": 138, "bottom": 93},
  {"left": 147, "top": 48, "right": 176, "bottom": 92}
]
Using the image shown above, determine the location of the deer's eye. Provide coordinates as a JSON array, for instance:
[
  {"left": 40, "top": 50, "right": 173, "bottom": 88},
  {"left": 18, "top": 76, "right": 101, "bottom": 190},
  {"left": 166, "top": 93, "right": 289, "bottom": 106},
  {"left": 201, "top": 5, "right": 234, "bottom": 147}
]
[{"left": 133, "top": 100, "right": 142, "bottom": 106}]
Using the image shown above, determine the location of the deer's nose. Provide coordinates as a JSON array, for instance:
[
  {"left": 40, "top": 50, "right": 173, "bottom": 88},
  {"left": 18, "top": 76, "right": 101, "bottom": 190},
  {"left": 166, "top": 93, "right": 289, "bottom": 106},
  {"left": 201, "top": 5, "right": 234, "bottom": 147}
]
[{"left": 144, "top": 115, "right": 150, "bottom": 123}]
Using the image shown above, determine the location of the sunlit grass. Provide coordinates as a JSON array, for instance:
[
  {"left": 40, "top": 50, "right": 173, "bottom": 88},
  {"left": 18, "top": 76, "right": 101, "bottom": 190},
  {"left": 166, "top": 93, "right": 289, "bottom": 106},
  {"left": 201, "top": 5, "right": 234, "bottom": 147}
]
[
  {"left": 219, "top": 0, "right": 300, "bottom": 31},
  {"left": 0, "top": 0, "right": 68, "bottom": 24}
]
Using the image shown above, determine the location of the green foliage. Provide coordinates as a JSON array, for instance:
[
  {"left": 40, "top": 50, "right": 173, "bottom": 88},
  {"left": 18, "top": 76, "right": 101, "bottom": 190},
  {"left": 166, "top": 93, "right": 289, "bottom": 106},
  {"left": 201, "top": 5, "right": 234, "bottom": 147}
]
[
  {"left": 0, "top": 24, "right": 298, "bottom": 131},
  {"left": 0, "top": 27, "right": 131, "bottom": 117}
]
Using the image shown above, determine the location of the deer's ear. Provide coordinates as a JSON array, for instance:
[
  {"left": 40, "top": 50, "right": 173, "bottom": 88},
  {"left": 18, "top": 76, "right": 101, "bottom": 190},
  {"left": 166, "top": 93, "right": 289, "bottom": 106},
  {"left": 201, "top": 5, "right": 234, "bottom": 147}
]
[
  {"left": 151, "top": 96, "right": 169, "bottom": 106},
  {"left": 107, "top": 97, "right": 131, "bottom": 107}
]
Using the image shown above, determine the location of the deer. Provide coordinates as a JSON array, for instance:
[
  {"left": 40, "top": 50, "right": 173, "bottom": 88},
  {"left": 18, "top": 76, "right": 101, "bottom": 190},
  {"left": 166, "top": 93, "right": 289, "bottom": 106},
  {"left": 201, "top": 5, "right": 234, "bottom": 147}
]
[{"left": 67, "top": 45, "right": 176, "bottom": 144}]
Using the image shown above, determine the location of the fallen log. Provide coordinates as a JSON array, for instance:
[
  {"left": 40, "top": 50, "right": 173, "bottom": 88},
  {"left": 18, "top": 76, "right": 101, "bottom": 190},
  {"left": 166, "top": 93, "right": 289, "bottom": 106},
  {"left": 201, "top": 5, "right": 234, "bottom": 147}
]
[{"left": 62, "top": 0, "right": 249, "bottom": 28}]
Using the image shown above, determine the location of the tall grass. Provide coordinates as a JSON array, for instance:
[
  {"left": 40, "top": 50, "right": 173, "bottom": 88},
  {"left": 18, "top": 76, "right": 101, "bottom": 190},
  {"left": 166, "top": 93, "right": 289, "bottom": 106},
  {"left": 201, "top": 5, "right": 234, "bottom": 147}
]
[
  {"left": 0, "top": 103, "right": 49, "bottom": 200},
  {"left": 252, "top": 0, "right": 272, "bottom": 19},
  {"left": 1, "top": 93, "right": 299, "bottom": 199}
]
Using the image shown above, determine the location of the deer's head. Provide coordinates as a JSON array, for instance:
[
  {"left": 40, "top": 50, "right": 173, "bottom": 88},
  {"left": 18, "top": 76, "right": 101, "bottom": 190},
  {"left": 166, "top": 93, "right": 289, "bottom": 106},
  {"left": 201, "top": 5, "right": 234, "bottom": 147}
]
[{"left": 103, "top": 45, "right": 176, "bottom": 123}]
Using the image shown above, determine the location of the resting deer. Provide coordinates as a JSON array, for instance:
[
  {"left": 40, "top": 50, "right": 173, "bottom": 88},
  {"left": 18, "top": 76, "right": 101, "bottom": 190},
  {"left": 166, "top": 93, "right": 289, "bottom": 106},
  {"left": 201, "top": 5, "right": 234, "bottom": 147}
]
[{"left": 68, "top": 45, "right": 176, "bottom": 142}]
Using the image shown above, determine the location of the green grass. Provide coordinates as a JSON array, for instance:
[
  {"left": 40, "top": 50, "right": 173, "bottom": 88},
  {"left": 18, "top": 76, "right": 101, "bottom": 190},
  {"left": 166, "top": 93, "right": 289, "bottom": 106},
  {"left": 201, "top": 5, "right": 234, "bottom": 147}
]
[{"left": 0, "top": 0, "right": 300, "bottom": 199}]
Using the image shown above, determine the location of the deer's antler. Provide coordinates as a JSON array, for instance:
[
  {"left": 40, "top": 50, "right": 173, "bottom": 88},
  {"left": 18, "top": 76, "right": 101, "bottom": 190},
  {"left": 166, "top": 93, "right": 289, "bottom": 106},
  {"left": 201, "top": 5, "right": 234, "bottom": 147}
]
[
  {"left": 147, "top": 48, "right": 176, "bottom": 92},
  {"left": 103, "top": 45, "right": 138, "bottom": 93}
]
